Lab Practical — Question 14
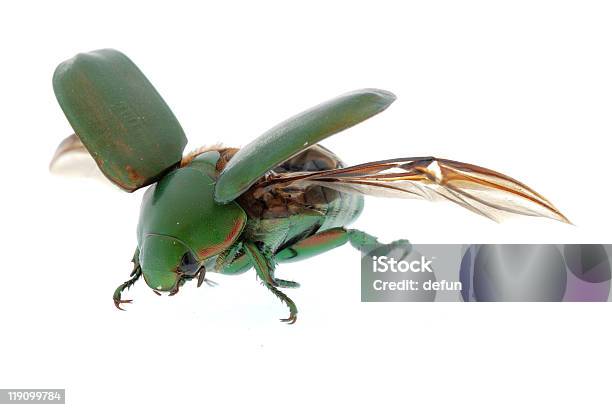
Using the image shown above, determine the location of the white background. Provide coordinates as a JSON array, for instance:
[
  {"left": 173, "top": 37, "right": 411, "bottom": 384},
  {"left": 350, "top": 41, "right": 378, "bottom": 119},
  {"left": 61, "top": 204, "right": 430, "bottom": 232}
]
[{"left": 1, "top": 1, "right": 611, "bottom": 409}]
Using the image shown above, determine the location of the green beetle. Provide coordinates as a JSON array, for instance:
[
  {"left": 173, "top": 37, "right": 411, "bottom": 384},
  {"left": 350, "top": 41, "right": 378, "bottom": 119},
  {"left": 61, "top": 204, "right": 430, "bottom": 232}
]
[{"left": 50, "top": 49, "right": 569, "bottom": 323}]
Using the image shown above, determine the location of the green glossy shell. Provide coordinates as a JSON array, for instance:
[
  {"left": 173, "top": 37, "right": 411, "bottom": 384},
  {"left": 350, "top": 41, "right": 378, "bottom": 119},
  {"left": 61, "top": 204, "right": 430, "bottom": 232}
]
[
  {"left": 214, "top": 88, "right": 396, "bottom": 204},
  {"left": 53, "top": 49, "right": 187, "bottom": 192},
  {"left": 137, "top": 157, "right": 247, "bottom": 262}
]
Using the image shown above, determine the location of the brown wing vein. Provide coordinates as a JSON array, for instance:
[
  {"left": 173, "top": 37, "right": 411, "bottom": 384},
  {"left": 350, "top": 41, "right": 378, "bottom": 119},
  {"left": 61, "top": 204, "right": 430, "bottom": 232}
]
[{"left": 255, "top": 156, "right": 569, "bottom": 223}]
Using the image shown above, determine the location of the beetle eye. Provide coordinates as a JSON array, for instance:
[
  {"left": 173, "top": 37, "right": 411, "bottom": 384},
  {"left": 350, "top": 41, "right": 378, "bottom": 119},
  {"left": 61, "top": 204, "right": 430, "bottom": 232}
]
[{"left": 179, "top": 252, "right": 200, "bottom": 276}]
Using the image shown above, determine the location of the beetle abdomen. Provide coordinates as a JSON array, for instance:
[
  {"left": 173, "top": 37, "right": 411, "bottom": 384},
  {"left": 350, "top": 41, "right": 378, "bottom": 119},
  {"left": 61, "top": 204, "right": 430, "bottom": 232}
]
[{"left": 236, "top": 145, "right": 364, "bottom": 251}]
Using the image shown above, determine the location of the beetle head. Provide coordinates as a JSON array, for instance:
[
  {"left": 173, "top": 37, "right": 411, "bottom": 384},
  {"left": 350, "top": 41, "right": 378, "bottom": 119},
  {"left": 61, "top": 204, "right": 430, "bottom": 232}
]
[{"left": 139, "top": 234, "right": 206, "bottom": 294}]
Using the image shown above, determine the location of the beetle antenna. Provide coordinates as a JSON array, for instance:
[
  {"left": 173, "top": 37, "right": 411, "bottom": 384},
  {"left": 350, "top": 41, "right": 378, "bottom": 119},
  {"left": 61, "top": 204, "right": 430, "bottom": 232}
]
[
  {"left": 197, "top": 266, "right": 207, "bottom": 288},
  {"left": 196, "top": 266, "right": 218, "bottom": 287}
]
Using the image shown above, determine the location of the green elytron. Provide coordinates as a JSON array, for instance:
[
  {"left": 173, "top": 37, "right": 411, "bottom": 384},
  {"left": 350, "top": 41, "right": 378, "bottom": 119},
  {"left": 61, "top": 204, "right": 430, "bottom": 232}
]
[{"left": 51, "top": 49, "right": 568, "bottom": 323}]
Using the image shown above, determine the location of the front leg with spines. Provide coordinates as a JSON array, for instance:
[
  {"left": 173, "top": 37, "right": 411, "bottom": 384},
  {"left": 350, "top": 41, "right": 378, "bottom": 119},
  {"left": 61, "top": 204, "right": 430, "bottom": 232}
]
[{"left": 113, "top": 249, "right": 143, "bottom": 310}]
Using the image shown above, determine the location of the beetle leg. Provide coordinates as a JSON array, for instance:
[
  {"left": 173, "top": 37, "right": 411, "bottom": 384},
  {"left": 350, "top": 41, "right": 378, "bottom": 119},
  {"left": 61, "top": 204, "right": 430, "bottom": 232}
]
[
  {"left": 113, "top": 268, "right": 142, "bottom": 310},
  {"left": 265, "top": 282, "right": 298, "bottom": 324},
  {"left": 273, "top": 279, "right": 300, "bottom": 288},
  {"left": 276, "top": 227, "right": 349, "bottom": 263},
  {"left": 245, "top": 242, "right": 301, "bottom": 287},
  {"left": 244, "top": 242, "right": 299, "bottom": 324},
  {"left": 275, "top": 227, "right": 409, "bottom": 262},
  {"left": 113, "top": 249, "right": 143, "bottom": 310},
  {"left": 195, "top": 266, "right": 218, "bottom": 288},
  {"left": 348, "top": 229, "right": 410, "bottom": 254}
]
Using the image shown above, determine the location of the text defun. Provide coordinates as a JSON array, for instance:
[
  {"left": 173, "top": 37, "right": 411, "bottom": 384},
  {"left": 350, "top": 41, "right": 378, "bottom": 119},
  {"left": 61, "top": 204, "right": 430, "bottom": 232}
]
[{"left": 372, "top": 279, "right": 462, "bottom": 291}]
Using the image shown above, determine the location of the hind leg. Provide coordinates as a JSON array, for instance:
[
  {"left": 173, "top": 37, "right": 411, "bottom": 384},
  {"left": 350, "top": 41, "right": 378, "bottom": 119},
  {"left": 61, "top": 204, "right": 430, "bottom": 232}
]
[
  {"left": 276, "top": 227, "right": 410, "bottom": 262},
  {"left": 276, "top": 228, "right": 349, "bottom": 263},
  {"left": 347, "top": 230, "right": 410, "bottom": 254}
]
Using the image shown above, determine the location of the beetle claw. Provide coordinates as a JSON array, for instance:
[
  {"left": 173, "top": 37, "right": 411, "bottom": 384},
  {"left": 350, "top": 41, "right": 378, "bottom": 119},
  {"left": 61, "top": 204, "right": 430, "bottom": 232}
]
[
  {"left": 114, "top": 299, "right": 133, "bottom": 311},
  {"left": 280, "top": 313, "right": 298, "bottom": 324},
  {"left": 152, "top": 290, "right": 162, "bottom": 296}
]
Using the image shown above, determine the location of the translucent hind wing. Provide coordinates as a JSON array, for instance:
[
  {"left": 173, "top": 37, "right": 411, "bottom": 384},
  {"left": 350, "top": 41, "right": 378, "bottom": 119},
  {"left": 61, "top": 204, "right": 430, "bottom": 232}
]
[
  {"left": 254, "top": 157, "right": 569, "bottom": 223},
  {"left": 49, "top": 134, "right": 107, "bottom": 181}
]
